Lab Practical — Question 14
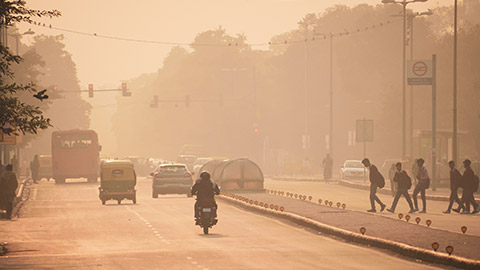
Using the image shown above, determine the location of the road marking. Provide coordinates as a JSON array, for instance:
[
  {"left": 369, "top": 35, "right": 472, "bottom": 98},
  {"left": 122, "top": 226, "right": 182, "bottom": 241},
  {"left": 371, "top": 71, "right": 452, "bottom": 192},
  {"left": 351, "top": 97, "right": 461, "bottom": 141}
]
[{"left": 124, "top": 206, "right": 170, "bottom": 245}]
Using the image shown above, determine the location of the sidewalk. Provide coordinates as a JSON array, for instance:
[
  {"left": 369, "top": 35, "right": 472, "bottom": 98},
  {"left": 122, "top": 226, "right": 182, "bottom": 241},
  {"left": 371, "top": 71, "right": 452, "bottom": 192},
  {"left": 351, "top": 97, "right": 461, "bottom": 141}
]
[
  {"left": 272, "top": 175, "right": 453, "bottom": 201},
  {"left": 339, "top": 179, "right": 453, "bottom": 202},
  {"left": 223, "top": 191, "right": 480, "bottom": 262}
]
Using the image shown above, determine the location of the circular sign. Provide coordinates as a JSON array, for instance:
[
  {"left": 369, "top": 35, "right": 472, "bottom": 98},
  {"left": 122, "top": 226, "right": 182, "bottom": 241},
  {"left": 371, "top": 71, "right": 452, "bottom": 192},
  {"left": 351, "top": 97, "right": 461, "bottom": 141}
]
[{"left": 412, "top": 61, "right": 428, "bottom": 76}]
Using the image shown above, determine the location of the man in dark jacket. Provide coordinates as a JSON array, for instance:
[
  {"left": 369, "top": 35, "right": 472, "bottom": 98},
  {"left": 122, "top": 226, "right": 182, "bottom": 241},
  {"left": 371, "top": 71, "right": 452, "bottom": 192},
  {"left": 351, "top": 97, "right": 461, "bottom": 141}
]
[
  {"left": 454, "top": 159, "right": 479, "bottom": 214},
  {"left": 443, "top": 160, "right": 462, "bottom": 214},
  {"left": 191, "top": 171, "right": 220, "bottom": 223},
  {"left": 362, "top": 158, "right": 386, "bottom": 213},
  {"left": 1, "top": 164, "right": 18, "bottom": 219},
  {"left": 387, "top": 162, "right": 415, "bottom": 213}
]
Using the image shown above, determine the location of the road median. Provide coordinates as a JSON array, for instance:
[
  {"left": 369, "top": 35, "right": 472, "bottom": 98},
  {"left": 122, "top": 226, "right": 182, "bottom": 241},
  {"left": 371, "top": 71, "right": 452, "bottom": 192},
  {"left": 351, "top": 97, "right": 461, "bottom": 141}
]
[{"left": 218, "top": 192, "right": 480, "bottom": 269}]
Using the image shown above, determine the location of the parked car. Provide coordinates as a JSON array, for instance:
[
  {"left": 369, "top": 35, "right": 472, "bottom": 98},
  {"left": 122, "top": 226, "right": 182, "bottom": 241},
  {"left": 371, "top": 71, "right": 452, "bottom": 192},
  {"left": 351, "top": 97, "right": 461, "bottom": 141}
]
[
  {"left": 151, "top": 164, "right": 193, "bottom": 198},
  {"left": 340, "top": 160, "right": 366, "bottom": 180},
  {"left": 193, "top": 158, "right": 214, "bottom": 176}
]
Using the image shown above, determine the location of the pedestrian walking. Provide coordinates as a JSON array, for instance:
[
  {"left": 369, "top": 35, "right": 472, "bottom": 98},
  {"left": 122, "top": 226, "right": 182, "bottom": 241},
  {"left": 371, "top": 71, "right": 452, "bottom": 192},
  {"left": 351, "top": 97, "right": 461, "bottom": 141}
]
[
  {"left": 1, "top": 164, "right": 18, "bottom": 219},
  {"left": 362, "top": 158, "right": 386, "bottom": 213},
  {"left": 412, "top": 158, "right": 429, "bottom": 213},
  {"left": 453, "top": 159, "right": 479, "bottom": 214},
  {"left": 387, "top": 162, "right": 415, "bottom": 213},
  {"left": 443, "top": 160, "right": 462, "bottom": 214},
  {"left": 388, "top": 163, "right": 397, "bottom": 197},
  {"left": 30, "top": 155, "right": 40, "bottom": 184},
  {"left": 323, "top": 154, "right": 333, "bottom": 184}
]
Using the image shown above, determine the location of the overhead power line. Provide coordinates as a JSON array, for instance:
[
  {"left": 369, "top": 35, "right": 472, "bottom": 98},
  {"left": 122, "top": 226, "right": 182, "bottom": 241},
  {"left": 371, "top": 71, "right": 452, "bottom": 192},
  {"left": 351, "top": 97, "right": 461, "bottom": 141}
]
[{"left": 28, "top": 18, "right": 402, "bottom": 47}]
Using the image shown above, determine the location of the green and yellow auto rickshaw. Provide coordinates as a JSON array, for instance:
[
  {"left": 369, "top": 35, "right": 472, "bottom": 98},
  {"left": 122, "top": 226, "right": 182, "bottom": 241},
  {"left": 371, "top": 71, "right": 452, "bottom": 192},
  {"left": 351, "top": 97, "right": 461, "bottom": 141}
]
[{"left": 99, "top": 160, "right": 137, "bottom": 205}]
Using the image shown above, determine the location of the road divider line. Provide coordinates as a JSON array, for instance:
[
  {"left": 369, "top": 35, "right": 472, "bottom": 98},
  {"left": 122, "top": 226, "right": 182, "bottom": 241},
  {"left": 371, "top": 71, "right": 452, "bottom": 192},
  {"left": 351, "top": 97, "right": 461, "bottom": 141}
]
[{"left": 124, "top": 206, "right": 170, "bottom": 245}]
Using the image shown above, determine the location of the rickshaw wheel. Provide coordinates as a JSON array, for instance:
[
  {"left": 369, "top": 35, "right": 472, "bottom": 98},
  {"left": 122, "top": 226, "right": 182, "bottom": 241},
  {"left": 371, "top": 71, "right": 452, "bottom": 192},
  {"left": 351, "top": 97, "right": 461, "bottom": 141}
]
[
  {"left": 133, "top": 197, "right": 137, "bottom": 204},
  {"left": 101, "top": 200, "right": 106, "bottom": 205},
  {"left": 117, "top": 200, "right": 121, "bottom": 205},
  {"left": 203, "top": 227, "right": 209, "bottom": 234}
]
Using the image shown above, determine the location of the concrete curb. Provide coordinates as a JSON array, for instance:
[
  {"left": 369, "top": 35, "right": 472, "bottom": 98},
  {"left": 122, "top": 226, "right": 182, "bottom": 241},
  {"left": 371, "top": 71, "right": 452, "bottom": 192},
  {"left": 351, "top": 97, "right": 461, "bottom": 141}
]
[
  {"left": 218, "top": 195, "right": 480, "bottom": 269},
  {"left": 338, "top": 180, "right": 451, "bottom": 202}
]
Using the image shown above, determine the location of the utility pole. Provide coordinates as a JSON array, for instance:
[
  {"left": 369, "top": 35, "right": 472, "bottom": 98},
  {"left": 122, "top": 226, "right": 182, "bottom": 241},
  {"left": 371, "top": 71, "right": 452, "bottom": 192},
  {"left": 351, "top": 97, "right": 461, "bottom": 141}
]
[
  {"left": 329, "top": 33, "right": 333, "bottom": 158},
  {"left": 452, "top": 0, "right": 458, "bottom": 163}
]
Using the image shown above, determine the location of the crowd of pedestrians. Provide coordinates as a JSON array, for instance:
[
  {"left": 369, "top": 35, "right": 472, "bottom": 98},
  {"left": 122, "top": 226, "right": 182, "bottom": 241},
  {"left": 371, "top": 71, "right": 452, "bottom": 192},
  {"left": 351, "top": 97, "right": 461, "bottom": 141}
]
[{"left": 362, "top": 157, "right": 479, "bottom": 214}]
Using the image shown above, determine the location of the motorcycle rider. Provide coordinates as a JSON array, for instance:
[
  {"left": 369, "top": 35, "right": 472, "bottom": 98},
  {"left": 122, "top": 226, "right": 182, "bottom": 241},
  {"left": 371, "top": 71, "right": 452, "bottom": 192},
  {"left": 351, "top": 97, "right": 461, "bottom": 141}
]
[{"left": 191, "top": 171, "right": 220, "bottom": 224}]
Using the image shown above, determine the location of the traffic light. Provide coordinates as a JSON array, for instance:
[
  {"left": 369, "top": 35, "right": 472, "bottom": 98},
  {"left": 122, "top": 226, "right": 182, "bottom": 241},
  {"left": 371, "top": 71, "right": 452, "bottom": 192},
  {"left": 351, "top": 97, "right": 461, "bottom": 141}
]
[
  {"left": 88, "top": 84, "right": 94, "bottom": 98},
  {"left": 185, "top": 95, "right": 190, "bottom": 108},
  {"left": 121, "top": 82, "right": 131, "bottom": 96},
  {"left": 150, "top": 95, "right": 159, "bottom": 108}
]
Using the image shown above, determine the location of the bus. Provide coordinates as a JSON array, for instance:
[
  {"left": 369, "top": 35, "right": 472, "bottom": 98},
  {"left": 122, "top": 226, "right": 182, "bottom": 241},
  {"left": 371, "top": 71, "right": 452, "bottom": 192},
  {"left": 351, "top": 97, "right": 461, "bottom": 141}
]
[{"left": 52, "top": 129, "right": 101, "bottom": 184}]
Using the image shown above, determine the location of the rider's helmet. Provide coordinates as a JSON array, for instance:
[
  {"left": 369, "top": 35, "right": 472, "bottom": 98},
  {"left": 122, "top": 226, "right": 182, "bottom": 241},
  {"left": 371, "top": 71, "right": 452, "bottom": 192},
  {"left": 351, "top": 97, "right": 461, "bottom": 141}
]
[{"left": 200, "top": 171, "right": 211, "bottom": 180}]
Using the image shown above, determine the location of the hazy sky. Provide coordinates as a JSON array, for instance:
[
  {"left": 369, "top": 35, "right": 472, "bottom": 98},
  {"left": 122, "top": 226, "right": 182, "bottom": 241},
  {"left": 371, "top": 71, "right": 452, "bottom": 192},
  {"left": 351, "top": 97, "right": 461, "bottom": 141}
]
[{"left": 17, "top": 0, "right": 452, "bottom": 155}]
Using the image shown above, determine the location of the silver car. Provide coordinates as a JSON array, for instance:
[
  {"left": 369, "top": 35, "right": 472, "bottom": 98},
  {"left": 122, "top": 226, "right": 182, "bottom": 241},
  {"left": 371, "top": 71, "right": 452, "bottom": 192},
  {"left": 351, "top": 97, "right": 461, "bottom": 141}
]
[
  {"left": 151, "top": 164, "right": 193, "bottom": 198},
  {"left": 340, "top": 160, "right": 366, "bottom": 180}
]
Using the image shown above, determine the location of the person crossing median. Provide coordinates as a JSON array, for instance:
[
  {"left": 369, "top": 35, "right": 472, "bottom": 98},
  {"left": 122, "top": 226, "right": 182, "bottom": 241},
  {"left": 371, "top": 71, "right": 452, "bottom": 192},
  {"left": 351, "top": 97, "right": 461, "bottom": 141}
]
[
  {"left": 362, "top": 158, "right": 386, "bottom": 213},
  {"left": 386, "top": 162, "right": 416, "bottom": 214}
]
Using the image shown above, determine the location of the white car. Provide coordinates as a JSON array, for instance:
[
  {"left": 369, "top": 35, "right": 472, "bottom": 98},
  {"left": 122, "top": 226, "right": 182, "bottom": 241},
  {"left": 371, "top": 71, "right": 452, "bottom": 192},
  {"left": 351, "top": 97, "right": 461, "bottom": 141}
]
[
  {"left": 340, "top": 160, "right": 366, "bottom": 180},
  {"left": 193, "top": 158, "right": 214, "bottom": 176}
]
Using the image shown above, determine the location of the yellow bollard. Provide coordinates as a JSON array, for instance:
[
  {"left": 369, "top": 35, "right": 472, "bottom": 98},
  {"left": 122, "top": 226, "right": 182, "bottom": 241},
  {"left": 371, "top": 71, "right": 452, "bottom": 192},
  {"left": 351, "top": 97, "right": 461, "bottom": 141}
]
[
  {"left": 461, "top": 226, "right": 467, "bottom": 234},
  {"left": 431, "top": 242, "right": 439, "bottom": 251},
  {"left": 426, "top": 219, "right": 432, "bottom": 227},
  {"left": 405, "top": 215, "right": 410, "bottom": 222},
  {"left": 415, "top": 217, "right": 421, "bottom": 224},
  {"left": 318, "top": 199, "right": 323, "bottom": 204},
  {"left": 342, "top": 203, "right": 346, "bottom": 210},
  {"left": 360, "top": 227, "right": 366, "bottom": 235},
  {"left": 398, "top": 213, "right": 403, "bottom": 220},
  {"left": 445, "top": 246, "right": 454, "bottom": 255}
]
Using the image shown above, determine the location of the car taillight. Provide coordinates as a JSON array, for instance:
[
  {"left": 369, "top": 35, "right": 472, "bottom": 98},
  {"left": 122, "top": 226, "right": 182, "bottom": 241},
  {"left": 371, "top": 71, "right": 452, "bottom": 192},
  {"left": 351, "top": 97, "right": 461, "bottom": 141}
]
[{"left": 184, "top": 172, "right": 192, "bottom": 178}]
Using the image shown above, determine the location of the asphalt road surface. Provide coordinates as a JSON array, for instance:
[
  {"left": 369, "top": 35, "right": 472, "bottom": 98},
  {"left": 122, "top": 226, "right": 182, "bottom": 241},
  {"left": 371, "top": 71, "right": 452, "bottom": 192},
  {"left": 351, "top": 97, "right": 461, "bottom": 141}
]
[
  {"left": 265, "top": 178, "right": 480, "bottom": 236},
  {"left": 0, "top": 178, "right": 441, "bottom": 269}
]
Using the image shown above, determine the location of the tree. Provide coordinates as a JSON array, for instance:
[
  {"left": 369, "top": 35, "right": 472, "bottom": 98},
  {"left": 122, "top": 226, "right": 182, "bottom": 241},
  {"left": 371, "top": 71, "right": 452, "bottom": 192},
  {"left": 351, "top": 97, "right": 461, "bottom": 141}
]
[{"left": 0, "top": 0, "right": 60, "bottom": 135}]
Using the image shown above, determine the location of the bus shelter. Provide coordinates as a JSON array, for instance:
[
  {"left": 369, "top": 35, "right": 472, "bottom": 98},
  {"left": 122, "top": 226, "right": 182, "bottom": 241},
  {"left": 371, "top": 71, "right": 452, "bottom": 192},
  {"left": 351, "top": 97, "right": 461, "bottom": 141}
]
[{"left": 210, "top": 158, "right": 264, "bottom": 191}]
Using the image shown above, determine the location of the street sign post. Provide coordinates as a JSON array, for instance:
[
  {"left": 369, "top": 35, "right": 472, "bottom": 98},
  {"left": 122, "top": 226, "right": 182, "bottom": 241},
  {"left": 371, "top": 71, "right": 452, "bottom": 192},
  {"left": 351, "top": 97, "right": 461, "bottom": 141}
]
[
  {"left": 356, "top": 118, "right": 373, "bottom": 183},
  {"left": 356, "top": 119, "right": 374, "bottom": 143},
  {"left": 408, "top": 60, "right": 432, "bottom": 85}
]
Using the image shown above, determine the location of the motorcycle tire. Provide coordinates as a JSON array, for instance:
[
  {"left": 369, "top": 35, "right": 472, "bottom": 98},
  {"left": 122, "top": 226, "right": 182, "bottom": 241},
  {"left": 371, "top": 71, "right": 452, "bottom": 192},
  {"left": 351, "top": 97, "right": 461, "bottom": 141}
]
[{"left": 203, "top": 226, "right": 209, "bottom": 234}]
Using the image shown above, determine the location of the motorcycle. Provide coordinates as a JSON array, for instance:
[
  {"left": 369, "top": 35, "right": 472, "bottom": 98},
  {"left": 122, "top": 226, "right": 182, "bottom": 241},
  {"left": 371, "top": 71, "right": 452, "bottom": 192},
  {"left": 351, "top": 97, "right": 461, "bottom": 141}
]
[{"left": 196, "top": 199, "right": 218, "bottom": 234}]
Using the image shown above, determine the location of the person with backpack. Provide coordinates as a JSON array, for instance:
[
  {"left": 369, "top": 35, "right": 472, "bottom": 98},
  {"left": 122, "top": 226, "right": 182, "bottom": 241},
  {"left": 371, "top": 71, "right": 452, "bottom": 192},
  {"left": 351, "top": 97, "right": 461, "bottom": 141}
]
[
  {"left": 387, "top": 162, "right": 415, "bottom": 213},
  {"left": 453, "top": 159, "right": 479, "bottom": 214},
  {"left": 443, "top": 160, "right": 462, "bottom": 214},
  {"left": 412, "top": 158, "right": 429, "bottom": 213},
  {"left": 362, "top": 158, "right": 386, "bottom": 213}
]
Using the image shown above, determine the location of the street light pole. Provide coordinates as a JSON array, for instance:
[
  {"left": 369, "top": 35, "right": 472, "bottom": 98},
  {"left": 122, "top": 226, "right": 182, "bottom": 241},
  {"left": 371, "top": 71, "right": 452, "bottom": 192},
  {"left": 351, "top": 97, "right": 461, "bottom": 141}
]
[
  {"left": 382, "top": 0, "right": 428, "bottom": 158},
  {"left": 402, "top": 2, "right": 407, "bottom": 158},
  {"left": 407, "top": 10, "right": 433, "bottom": 158},
  {"left": 453, "top": 0, "right": 458, "bottom": 163},
  {"left": 329, "top": 33, "right": 333, "bottom": 158}
]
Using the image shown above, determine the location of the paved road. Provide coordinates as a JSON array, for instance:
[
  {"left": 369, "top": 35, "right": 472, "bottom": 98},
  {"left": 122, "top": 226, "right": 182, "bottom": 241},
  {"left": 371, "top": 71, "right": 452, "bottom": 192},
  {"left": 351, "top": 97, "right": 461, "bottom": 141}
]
[
  {"left": 265, "top": 178, "right": 480, "bottom": 236},
  {"left": 0, "top": 178, "right": 441, "bottom": 269}
]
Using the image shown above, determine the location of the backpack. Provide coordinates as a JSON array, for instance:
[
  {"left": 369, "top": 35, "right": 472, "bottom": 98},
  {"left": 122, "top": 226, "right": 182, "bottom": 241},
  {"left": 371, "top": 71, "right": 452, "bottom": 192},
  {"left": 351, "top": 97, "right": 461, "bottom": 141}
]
[
  {"left": 474, "top": 175, "right": 479, "bottom": 192},
  {"left": 404, "top": 172, "right": 412, "bottom": 190},
  {"left": 377, "top": 171, "right": 385, "bottom": 188}
]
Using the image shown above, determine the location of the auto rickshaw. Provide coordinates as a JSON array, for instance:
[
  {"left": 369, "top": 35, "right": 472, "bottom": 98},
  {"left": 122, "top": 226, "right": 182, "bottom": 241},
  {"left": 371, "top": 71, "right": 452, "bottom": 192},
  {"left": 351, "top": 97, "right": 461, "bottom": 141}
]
[{"left": 99, "top": 160, "right": 137, "bottom": 205}]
